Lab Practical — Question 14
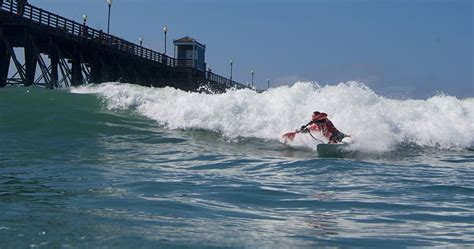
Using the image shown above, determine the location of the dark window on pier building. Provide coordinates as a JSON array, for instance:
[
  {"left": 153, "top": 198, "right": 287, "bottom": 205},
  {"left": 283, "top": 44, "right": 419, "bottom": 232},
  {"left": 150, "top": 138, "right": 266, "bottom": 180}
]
[{"left": 173, "top": 36, "right": 206, "bottom": 72}]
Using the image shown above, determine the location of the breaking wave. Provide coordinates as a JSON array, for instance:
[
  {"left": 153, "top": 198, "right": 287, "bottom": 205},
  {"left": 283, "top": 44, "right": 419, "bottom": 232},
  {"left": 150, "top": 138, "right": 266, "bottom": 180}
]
[{"left": 72, "top": 82, "right": 474, "bottom": 152}]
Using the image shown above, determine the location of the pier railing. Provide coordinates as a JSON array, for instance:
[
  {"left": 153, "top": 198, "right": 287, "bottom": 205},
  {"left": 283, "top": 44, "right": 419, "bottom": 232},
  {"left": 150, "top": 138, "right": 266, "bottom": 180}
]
[
  {"left": 0, "top": 1, "right": 185, "bottom": 67},
  {"left": 0, "top": 1, "right": 248, "bottom": 89},
  {"left": 206, "top": 71, "right": 247, "bottom": 89}
]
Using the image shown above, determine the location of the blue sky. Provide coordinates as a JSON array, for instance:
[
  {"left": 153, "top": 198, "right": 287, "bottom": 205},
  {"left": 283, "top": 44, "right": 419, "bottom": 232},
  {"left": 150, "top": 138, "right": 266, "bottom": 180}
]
[{"left": 32, "top": 0, "right": 473, "bottom": 98}]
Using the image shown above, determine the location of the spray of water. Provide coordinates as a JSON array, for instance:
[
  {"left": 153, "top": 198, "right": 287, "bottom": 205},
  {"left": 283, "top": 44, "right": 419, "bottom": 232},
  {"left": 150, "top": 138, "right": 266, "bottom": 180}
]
[{"left": 72, "top": 82, "right": 474, "bottom": 152}]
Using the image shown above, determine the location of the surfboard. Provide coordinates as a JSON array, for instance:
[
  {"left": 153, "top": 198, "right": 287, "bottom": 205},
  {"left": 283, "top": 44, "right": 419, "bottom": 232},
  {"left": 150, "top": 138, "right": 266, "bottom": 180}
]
[{"left": 316, "top": 143, "right": 354, "bottom": 157}]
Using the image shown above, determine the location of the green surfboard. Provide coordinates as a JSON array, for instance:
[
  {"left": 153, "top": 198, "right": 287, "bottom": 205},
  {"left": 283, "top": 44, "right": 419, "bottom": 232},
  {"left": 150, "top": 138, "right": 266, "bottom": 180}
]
[{"left": 316, "top": 143, "right": 354, "bottom": 157}]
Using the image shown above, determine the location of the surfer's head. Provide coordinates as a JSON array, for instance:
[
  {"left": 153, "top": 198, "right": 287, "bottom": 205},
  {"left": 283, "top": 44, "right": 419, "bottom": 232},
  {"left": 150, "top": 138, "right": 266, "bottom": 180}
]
[{"left": 312, "top": 111, "right": 327, "bottom": 121}]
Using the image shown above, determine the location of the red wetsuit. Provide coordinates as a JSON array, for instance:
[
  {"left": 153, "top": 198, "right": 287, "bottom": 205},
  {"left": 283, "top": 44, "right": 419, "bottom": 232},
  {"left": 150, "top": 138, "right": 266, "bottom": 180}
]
[{"left": 302, "top": 113, "right": 345, "bottom": 143}]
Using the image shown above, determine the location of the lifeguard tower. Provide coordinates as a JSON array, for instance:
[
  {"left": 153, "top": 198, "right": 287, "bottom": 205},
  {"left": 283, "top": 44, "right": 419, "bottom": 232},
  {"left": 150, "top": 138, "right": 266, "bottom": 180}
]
[{"left": 173, "top": 36, "right": 206, "bottom": 71}]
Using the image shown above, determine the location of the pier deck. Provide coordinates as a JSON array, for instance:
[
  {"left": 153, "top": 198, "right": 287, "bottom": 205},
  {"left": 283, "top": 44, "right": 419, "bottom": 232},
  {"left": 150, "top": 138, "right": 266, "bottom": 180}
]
[{"left": 0, "top": 1, "right": 246, "bottom": 92}]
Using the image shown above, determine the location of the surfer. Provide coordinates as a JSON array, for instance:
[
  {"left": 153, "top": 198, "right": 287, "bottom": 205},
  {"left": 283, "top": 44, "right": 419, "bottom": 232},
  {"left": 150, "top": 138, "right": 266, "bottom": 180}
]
[{"left": 299, "top": 111, "right": 347, "bottom": 144}]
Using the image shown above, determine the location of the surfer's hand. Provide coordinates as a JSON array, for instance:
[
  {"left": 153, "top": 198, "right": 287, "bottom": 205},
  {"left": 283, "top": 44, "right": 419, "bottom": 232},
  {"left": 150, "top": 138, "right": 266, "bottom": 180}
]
[{"left": 299, "top": 126, "right": 308, "bottom": 133}]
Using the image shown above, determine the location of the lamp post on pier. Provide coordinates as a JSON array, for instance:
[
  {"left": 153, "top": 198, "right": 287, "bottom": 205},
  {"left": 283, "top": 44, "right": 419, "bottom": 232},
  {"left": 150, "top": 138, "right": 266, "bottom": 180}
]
[
  {"left": 139, "top": 36, "right": 143, "bottom": 57},
  {"left": 230, "top": 59, "right": 233, "bottom": 83},
  {"left": 163, "top": 25, "right": 168, "bottom": 55},
  {"left": 81, "top": 14, "right": 88, "bottom": 38},
  {"left": 251, "top": 70, "right": 254, "bottom": 88},
  {"left": 82, "top": 14, "right": 87, "bottom": 25},
  {"left": 106, "top": 0, "right": 112, "bottom": 34}
]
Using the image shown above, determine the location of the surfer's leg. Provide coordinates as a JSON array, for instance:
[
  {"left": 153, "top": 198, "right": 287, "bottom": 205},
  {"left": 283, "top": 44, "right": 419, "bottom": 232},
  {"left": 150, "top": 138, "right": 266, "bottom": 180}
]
[{"left": 330, "top": 131, "right": 346, "bottom": 143}]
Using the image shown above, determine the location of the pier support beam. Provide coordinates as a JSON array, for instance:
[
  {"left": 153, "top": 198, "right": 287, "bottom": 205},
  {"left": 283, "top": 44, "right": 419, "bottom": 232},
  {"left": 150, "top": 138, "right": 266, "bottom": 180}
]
[
  {"left": 71, "top": 48, "right": 82, "bottom": 86},
  {"left": 50, "top": 54, "right": 59, "bottom": 89},
  {"left": 24, "top": 36, "right": 37, "bottom": 86},
  {"left": 90, "top": 54, "right": 102, "bottom": 83},
  {"left": 48, "top": 39, "right": 59, "bottom": 88},
  {"left": 0, "top": 38, "right": 10, "bottom": 87}
]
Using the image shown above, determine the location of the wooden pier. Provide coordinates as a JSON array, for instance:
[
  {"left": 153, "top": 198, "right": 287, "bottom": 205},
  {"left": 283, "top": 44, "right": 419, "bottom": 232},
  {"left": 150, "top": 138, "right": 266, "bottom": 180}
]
[{"left": 0, "top": 1, "right": 247, "bottom": 92}]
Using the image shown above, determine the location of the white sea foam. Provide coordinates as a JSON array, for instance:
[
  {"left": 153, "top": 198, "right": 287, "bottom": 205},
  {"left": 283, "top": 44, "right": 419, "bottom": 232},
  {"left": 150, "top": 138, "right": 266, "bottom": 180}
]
[{"left": 72, "top": 82, "right": 474, "bottom": 152}]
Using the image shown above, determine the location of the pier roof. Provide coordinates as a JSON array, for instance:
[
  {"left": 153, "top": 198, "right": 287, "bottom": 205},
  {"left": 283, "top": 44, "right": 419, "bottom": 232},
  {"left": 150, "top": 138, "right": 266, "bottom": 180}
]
[{"left": 173, "top": 36, "right": 206, "bottom": 49}]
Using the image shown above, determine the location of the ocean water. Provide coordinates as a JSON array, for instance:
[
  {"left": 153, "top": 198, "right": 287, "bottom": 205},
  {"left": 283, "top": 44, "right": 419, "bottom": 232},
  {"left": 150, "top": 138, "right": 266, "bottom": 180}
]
[{"left": 1, "top": 82, "right": 473, "bottom": 248}]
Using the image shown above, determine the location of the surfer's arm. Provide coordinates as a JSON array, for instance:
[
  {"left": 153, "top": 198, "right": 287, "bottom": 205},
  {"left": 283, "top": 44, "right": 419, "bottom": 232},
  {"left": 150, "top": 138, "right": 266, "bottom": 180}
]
[
  {"left": 299, "top": 121, "right": 314, "bottom": 133},
  {"left": 299, "top": 126, "right": 308, "bottom": 133},
  {"left": 308, "top": 124, "right": 321, "bottom": 132}
]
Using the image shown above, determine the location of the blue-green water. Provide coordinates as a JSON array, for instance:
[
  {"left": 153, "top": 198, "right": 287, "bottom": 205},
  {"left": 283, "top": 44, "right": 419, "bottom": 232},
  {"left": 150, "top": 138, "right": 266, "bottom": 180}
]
[{"left": 1, "top": 85, "right": 473, "bottom": 248}]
